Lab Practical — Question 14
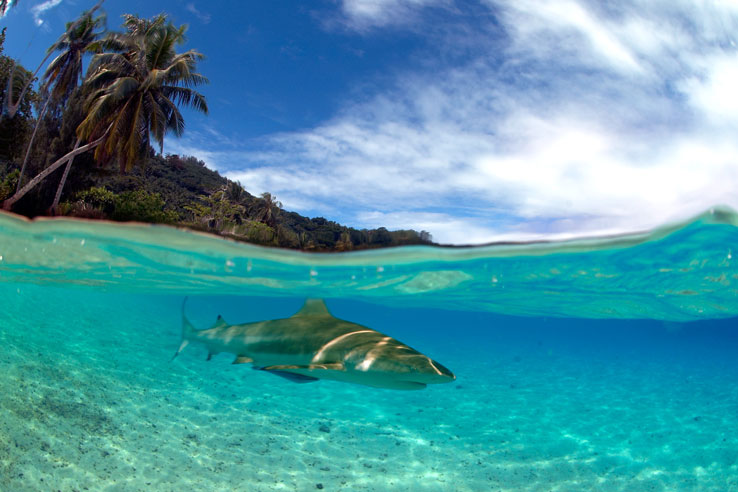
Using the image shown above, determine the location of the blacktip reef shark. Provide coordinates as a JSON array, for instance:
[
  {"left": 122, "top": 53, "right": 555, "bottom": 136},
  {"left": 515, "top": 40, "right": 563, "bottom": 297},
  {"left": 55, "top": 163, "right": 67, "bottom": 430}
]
[{"left": 174, "top": 299, "right": 455, "bottom": 390}]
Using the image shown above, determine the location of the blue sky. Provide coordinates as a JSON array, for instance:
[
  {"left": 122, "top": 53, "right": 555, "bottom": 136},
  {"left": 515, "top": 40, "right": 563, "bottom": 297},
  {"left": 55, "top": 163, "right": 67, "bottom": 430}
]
[{"left": 3, "top": 0, "right": 738, "bottom": 243}]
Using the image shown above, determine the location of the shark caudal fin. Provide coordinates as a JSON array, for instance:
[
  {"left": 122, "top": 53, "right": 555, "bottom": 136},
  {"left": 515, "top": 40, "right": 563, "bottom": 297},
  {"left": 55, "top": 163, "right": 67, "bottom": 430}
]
[{"left": 172, "top": 297, "right": 197, "bottom": 361}]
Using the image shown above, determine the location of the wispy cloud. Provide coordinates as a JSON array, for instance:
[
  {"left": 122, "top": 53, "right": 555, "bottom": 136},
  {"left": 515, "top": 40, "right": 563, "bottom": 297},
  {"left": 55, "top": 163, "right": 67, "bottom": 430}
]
[
  {"left": 186, "top": 2, "right": 211, "bottom": 24},
  {"left": 180, "top": 0, "right": 738, "bottom": 244},
  {"left": 335, "top": 0, "right": 450, "bottom": 31},
  {"left": 31, "top": 0, "right": 63, "bottom": 26}
]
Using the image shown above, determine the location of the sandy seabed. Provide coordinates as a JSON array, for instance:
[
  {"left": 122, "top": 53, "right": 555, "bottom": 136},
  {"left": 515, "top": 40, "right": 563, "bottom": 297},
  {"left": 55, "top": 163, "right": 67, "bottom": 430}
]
[{"left": 1, "top": 289, "right": 737, "bottom": 492}]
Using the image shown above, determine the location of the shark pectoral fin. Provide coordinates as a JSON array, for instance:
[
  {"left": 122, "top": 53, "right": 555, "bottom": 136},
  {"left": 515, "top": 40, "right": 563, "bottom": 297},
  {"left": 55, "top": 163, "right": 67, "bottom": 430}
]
[
  {"left": 232, "top": 355, "right": 254, "bottom": 364},
  {"left": 264, "top": 370, "right": 319, "bottom": 384},
  {"left": 262, "top": 363, "right": 346, "bottom": 372},
  {"left": 259, "top": 363, "right": 345, "bottom": 384},
  {"left": 171, "top": 339, "right": 188, "bottom": 361},
  {"left": 312, "top": 362, "right": 345, "bottom": 371}
]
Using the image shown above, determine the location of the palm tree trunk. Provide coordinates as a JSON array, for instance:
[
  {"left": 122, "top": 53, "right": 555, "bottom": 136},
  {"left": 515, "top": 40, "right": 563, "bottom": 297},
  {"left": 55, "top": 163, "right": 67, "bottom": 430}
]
[
  {"left": 2, "top": 131, "right": 107, "bottom": 210},
  {"left": 16, "top": 96, "right": 51, "bottom": 192},
  {"left": 50, "top": 151, "right": 76, "bottom": 214}
]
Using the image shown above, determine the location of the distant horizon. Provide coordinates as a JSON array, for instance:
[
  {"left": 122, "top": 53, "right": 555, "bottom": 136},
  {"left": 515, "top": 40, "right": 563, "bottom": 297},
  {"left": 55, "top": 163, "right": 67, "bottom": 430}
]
[{"left": 3, "top": 0, "right": 738, "bottom": 244}]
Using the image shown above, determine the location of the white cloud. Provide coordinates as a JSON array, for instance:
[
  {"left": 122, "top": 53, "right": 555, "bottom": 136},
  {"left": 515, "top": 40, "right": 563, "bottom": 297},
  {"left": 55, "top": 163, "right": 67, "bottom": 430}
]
[
  {"left": 31, "top": 0, "right": 63, "bottom": 26},
  {"left": 180, "top": 0, "right": 738, "bottom": 244},
  {"left": 337, "top": 0, "right": 449, "bottom": 30},
  {"left": 185, "top": 2, "right": 211, "bottom": 24},
  {"left": 683, "top": 53, "right": 738, "bottom": 127},
  {"left": 497, "top": 0, "right": 644, "bottom": 74}
]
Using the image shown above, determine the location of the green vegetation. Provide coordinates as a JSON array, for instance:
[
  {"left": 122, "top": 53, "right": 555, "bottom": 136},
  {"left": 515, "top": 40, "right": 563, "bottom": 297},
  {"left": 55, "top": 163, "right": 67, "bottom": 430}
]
[
  {"left": 52, "top": 153, "right": 433, "bottom": 250},
  {"left": 0, "top": 9, "right": 434, "bottom": 251}
]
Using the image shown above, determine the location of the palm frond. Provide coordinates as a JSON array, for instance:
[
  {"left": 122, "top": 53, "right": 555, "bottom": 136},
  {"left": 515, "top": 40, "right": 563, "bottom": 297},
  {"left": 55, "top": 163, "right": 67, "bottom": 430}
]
[
  {"left": 145, "top": 91, "right": 168, "bottom": 149},
  {"left": 87, "top": 52, "right": 133, "bottom": 77},
  {"left": 158, "top": 93, "right": 185, "bottom": 137},
  {"left": 160, "top": 86, "right": 208, "bottom": 115}
]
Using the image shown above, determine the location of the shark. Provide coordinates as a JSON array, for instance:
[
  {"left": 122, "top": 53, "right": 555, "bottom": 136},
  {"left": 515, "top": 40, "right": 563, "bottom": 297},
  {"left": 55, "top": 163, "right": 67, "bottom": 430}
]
[{"left": 174, "top": 298, "right": 455, "bottom": 390}]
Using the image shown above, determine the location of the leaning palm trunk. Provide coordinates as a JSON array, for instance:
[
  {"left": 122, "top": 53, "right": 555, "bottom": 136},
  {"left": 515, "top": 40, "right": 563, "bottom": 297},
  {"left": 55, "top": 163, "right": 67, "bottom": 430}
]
[
  {"left": 50, "top": 151, "right": 76, "bottom": 213},
  {"left": 16, "top": 96, "right": 51, "bottom": 192},
  {"left": 2, "top": 130, "right": 107, "bottom": 210}
]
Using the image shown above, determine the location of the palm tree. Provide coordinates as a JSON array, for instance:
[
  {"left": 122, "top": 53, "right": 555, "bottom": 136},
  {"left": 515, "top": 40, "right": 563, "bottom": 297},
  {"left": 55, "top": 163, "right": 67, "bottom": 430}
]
[
  {"left": 16, "top": 9, "right": 106, "bottom": 194},
  {"left": 45, "top": 12, "right": 106, "bottom": 103},
  {"left": 256, "top": 192, "right": 282, "bottom": 228},
  {"left": 2, "top": 0, "right": 105, "bottom": 119},
  {"left": 225, "top": 181, "right": 247, "bottom": 203},
  {"left": 3, "top": 13, "right": 208, "bottom": 211},
  {"left": 80, "top": 14, "right": 208, "bottom": 170}
]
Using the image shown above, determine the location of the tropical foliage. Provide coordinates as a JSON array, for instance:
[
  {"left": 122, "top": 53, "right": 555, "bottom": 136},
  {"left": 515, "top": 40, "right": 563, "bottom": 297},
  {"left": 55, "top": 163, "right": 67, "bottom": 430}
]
[
  {"left": 2, "top": 11, "right": 207, "bottom": 211},
  {"left": 0, "top": 29, "right": 37, "bottom": 162},
  {"left": 0, "top": 7, "right": 435, "bottom": 251},
  {"left": 17, "top": 8, "right": 106, "bottom": 209},
  {"left": 56, "top": 153, "right": 434, "bottom": 249},
  {"left": 79, "top": 14, "right": 208, "bottom": 172}
]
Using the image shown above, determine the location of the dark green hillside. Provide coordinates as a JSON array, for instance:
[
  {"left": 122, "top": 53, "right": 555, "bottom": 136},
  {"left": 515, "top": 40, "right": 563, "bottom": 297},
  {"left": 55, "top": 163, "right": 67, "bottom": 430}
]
[
  {"left": 60, "top": 153, "right": 434, "bottom": 250},
  {"left": 1, "top": 148, "right": 434, "bottom": 250}
]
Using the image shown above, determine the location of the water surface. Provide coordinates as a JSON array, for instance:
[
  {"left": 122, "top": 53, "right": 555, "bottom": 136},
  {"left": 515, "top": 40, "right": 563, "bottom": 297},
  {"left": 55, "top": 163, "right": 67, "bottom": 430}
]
[{"left": 1, "top": 208, "right": 737, "bottom": 491}]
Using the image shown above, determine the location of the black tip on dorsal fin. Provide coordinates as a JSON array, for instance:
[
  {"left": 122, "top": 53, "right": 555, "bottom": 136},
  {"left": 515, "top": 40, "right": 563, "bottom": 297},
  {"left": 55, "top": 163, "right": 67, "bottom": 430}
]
[
  {"left": 293, "top": 298, "right": 331, "bottom": 317},
  {"left": 211, "top": 315, "right": 228, "bottom": 330}
]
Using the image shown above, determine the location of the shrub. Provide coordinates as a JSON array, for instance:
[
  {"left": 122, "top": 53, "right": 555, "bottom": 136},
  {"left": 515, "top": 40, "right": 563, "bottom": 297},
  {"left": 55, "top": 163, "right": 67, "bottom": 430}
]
[
  {"left": 75, "top": 186, "right": 116, "bottom": 215},
  {"left": 112, "top": 190, "right": 179, "bottom": 223},
  {"left": 0, "top": 169, "right": 19, "bottom": 201}
]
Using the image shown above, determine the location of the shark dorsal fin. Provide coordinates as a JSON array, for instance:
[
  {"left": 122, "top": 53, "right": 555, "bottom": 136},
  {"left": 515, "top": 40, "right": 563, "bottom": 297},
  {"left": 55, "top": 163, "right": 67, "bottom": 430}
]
[
  {"left": 211, "top": 315, "right": 229, "bottom": 330},
  {"left": 293, "top": 299, "right": 331, "bottom": 317}
]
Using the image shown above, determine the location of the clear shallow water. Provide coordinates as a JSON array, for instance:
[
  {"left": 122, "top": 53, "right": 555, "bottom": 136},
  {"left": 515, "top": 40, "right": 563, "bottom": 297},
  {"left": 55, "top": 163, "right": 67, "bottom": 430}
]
[{"left": 1, "top": 208, "right": 737, "bottom": 491}]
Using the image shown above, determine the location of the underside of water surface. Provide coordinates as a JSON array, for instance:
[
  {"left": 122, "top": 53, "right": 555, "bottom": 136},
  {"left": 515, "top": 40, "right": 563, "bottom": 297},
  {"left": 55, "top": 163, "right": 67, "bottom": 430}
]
[{"left": 1, "top": 208, "right": 737, "bottom": 491}]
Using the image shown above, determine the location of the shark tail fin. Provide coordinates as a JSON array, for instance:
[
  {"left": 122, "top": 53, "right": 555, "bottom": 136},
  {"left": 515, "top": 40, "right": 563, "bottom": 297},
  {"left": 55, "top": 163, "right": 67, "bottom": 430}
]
[{"left": 172, "top": 297, "right": 196, "bottom": 361}]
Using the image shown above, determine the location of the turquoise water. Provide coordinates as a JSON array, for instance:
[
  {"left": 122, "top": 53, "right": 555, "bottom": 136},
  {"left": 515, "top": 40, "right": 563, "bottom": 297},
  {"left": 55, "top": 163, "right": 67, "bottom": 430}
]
[{"left": 1, "top": 208, "right": 737, "bottom": 491}]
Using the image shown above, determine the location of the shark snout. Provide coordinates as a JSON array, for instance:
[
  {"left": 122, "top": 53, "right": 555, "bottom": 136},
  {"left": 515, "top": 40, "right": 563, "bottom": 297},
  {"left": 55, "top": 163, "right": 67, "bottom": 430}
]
[
  {"left": 358, "top": 351, "right": 455, "bottom": 385},
  {"left": 423, "top": 357, "right": 455, "bottom": 383},
  {"left": 396, "top": 355, "right": 455, "bottom": 384},
  {"left": 430, "top": 358, "right": 455, "bottom": 380}
]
